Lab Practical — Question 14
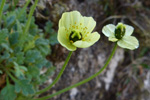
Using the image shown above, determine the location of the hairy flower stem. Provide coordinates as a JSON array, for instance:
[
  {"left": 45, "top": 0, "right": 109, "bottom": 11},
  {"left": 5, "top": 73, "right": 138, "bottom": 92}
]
[
  {"left": 36, "top": 51, "right": 73, "bottom": 95},
  {"left": 34, "top": 43, "right": 118, "bottom": 100},
  {"left": 23, "top": 0, "right": 38, "bottom": 35}
]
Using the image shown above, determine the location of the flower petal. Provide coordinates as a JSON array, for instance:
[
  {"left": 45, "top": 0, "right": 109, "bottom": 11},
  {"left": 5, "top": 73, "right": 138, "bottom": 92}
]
[
  {"left": 59, "top": 11, "right": 83, "bottom": 30},
  {"left": 70, "top": 11, "right": 82, "bottom": 25},
  {"left": 57, "top": 27, "right": 76, "bottom": 51},
  {"left": 59, "top": 13, "right": 72, "bottom": 29},
  {"left": 85, "top": 32, "right": 100, "bottom": 43},
  {"left": 109, "top": 36, "right": 118, "bottom": 42},
  {"left": 73, "top": 41, "right": 92, "bottom": 48},
  {"left": 82, "top": 17, "right": 96, "bottom": 33},
  {"left": 117, "top": 36, "right": 139, "bottom": 50},
  {"left": 124, "top": 24, "right": 134, "bottom": 36},
  {"left": 102, "top": 24, "right": 115, "bottom": 37},
  {"left": 73, "top": 32, "right": 100, "bottom": 48}
]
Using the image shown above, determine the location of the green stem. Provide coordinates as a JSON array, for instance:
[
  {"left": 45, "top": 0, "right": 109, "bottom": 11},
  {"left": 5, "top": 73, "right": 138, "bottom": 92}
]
[
  {"left": 34, "top": 43, "right": 118, "bottom": 100},
  {"left": 0, "top": 0, "right": 6, "bottom": 28},
  {"left": 13, "top": 0, "right": 19, "bottom": 9},
  {"left": 23, "top": 0, "right": 38, "bottom": 35},
  {"left": 17, "top": 0, "right": 31, "bottom": 19},
  {"left": 6, "top": 70, "right": 18, "bottom": 82},
  {"left": 6, "top": 74, "right": 9, "bottom": 85},
  {"left": 36, "top": 51, "right": 73, "bottom": 95}
]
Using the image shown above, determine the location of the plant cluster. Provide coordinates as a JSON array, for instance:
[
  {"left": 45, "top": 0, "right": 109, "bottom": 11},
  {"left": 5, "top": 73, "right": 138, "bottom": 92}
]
[{"left": 0, "top": 1, "right": 57, "bottom": 100}]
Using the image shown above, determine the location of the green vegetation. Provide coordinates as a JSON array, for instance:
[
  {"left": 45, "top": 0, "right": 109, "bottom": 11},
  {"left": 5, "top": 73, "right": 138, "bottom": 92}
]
[{"left": 0, "top": 1, "right": 57, "bottom": 100}]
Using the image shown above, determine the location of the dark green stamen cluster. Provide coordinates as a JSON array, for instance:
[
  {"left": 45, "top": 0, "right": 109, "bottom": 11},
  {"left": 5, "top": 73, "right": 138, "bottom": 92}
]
[
  {"left": 115, "top": 24, "right": 126, "bottom": 39},
  {"left": 69, "top": 31, "right": 82, "bottom": 42}
]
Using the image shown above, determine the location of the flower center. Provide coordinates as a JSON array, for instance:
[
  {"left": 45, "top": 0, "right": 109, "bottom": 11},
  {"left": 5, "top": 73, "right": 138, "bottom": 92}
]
[
  {"left": 69, "top": 30, "right": 82, "bottom": 42},
  {"left": 115, "top": 23, "right": 126, "bottom": 39}
]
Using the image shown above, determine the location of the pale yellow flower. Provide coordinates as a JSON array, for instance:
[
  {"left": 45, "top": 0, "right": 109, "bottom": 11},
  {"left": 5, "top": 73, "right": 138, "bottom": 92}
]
[
  {"left": 102, "top": 23, "right": 139, "bottom": 50},
  {"left": 58, "top": 11, "right": 100, "bottom": 51}
]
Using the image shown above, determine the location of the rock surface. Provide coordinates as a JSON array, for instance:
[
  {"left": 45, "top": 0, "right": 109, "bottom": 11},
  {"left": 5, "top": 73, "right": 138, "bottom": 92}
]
[{"left": 39, "top": 0, "right": 150, "bottom": 100}]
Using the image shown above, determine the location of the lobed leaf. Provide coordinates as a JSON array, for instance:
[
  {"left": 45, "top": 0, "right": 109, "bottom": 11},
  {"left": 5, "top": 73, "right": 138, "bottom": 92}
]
[
  {"left": 25, "top": 50, "right": 41, "bottom": 63},
  {"left": 6, "top": 15, "right": 16, "bottom": 28},
  {"left": 0, "top": 84, "right": 17, "bottom": 100},
  {"left": 9, "top": 32, "right": 19, "bottom": 45},
  {"left": 49, "top": 33, "right": 58, "bottom": 45},
  {"left": 15, "top": 52, "right": 25, "bottom": 64},
  {"left": 0, "top": 29, "right": 8, "bottom": 44},
  {"left": 35, "top": 38, "right": 51, "bottom": 56},
  {"left": 14, "top": 62, "right": 27, "bottom": 78},
  {"left": 15, "top": 79, "right": 34, "bottom": 96},
  {"left": 44, "top": 20, "right": 54, "bottom": 34}
]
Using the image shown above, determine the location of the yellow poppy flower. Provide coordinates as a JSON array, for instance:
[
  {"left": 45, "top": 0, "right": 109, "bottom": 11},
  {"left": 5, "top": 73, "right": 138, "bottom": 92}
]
[
  {"left": 58, "top": 11, "right": 100, "bottom": 51},
  {"left": 102, "top": 23, "right": 139, "bottom": 50}
]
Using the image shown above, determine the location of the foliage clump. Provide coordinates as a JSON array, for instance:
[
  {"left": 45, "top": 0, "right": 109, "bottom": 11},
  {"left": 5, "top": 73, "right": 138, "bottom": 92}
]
[{"left": 0, "top": 1, "right": 57, "bottom": 100}]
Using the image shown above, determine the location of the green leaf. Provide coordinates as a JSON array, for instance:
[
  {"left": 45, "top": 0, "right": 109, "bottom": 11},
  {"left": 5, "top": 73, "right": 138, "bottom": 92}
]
[
  {"left": 0, "top": 51, "right": 10, "bottom": 63},
  {"left": 25, "top": 50, "right": 41, "bottom": 63},
  {"left": 0, "top": 0, "right": 9, "bottom": 12},
  {"left": 35, "top": 38, "right": 49, "bottom": 45},
  {"left": 49, "top": 33, "right": 58, "bottom": 45},
  {"left": 3, "top": 4, "right": 9, "bottom": 12},
  {"left": 36, "top": 45, "right": 50, "bottom": 56},
  {"left": 0, "top": 29, "right": 8, "bottom": 44},
  {"left": 0, "top": 51, "right": 10, "bottom": 59},
  {"left": 6, "top": 15, "right": 16, "bottom": 27},
  {"left": 23, "top": 34, "right": 40, "bottom": 52},
  {"left": 37, "top": 66, "right": 56, "bottom": 84},
  {"left": 16, "top": 20, "right": 23, "bottom": 33},
  {"left": 28, "top": 17, "right": 39, "bottom": 35},
  {"left": 0, "top": 84, "right": 17, "bottom": 100},
  {"left": 1, "top": 43, "right": 13, "bottom": 52},
  {"left": 9, "top": 32, "right": 19, "bottom": 45},
  {"left": 44, "top": 20, "right": 54, "bottom": 34},
  {"left": 34, "top": 58, "right": 48, "bottom": 69},
  {"left": 15, "top": 79, "right": 34, "bottom": 96},
  {"left": 0, "top": 70, "right": 3, "bottom": 74},
  {"left": 45, "top": 66, "right": 56, "bottom": 76},
  {"left": 15, "top": 52, "right": 25, "bottom": 64},
  {"left": 15, "top": 93, "right": 32, "bottom": 100},
  {"left": 24, "top": 40, "right": 35, "bottom": 52},
  {"left": 45, "top": 61, "right": 52, "bottom": 68},
  {"left": 16, "top": 8, "right": 27, "bottom": 23},
  {"left": 26, "top": 66, "right": 40, "bottom": 79},
  {"left": 14, "top": 62, "right": 27, "bottom": 78},
  {"left": 35, "top": 38, "right": 51, "bottom": 56}
]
